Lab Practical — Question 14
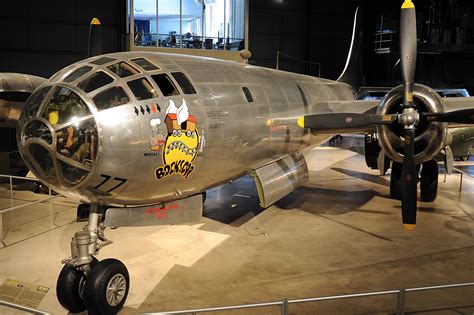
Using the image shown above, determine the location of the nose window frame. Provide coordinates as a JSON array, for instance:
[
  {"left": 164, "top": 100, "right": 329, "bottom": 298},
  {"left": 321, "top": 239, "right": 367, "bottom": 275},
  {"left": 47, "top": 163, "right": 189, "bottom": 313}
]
[{"left": 77, "top": 71, "right": 114, "bottom": 93}]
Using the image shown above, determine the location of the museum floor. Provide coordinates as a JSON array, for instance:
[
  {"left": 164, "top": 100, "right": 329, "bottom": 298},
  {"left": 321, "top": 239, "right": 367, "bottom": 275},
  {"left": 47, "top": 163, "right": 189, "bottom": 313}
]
[{"left": 1, "top": 136, "right": 473, "bottom": 314}]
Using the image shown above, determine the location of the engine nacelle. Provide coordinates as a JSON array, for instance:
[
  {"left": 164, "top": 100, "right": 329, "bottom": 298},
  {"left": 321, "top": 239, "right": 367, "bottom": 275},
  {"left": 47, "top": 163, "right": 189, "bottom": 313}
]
[
  {"left": 376, "top": 84, "right": 448, "bottom": 164},
  {"left": 0, "top": 73, "right": 46, "bottom": 127},
  {"left": 251, "top": 153, "right": 308, "bottom": 208}
]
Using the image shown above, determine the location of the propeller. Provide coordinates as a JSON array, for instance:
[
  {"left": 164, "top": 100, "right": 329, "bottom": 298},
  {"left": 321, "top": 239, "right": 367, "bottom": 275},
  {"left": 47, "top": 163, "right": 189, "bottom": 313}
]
[
  {"left": 422, "top": 108, "right": 474, "bottom": 124},
  {"left": 400, "top": 129, "right": 417, "bottom": 230},
  {"left": 88, "top": 18, "right": 102, "bottom": 57},
  {"left": 398, "top": 0, "right": 419, "bottom": 230},
  {"left": 296, "top": 0, "right": 474, "bottom": 230},
  {"left": 297, "top": 113, "right": 397, "bottom": 131}
]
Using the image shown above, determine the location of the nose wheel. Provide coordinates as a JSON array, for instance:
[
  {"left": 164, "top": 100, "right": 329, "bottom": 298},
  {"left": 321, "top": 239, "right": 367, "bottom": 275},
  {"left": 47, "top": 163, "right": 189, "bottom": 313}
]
[
  {"left": 83, "top": 259, "right": 130, "bottom": 314},
  {"left": 57, "top": 204, "right": 130, "bottom": 314}
]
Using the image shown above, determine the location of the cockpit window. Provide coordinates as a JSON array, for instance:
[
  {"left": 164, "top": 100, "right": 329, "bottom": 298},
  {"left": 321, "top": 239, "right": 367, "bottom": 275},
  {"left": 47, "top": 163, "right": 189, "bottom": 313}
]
[
  {"left": 21, "top": 87, "right": 51, "bottom": 123},
  {"left": 40, "top": 86, "right": 91, "bottom": 127},
  {"left": 58, "top": 159, "right": 90, "bottom": 186},
  {"left": 131, "top": 58, "right": 159, "bottom": 71},
  {"left": 78, "top": 71, "right": 114, "bottom": 93},
  {"left": 242, "top": 86, "right": 254, "bottom": 102},
  {"left": 151, "top": 74, "right": 179, "bottom": 97},
  {"left": 107, "top": 62, "right": 140, "bottom": 78},
  {"left": 64, "top": 66, "right": 93, "bottom": 83},
  {"left": 29, "top": 143, "right": 58, "bottom": 185},
  {"left": 90, "top": 56, "right": 116, "bottom": 65},
  {"left": 93, "top": 86, "right": 130, "bottom": 110},
  {"left": 56, "top": 117, "right": 98, "bottom": 167},
  {"left": 171, "top": 72, "right": 196, "bottom": 94},
  {"left": 127, "top": 78, "right": 158, "bottom": 100},
  {"left": 23, "top": 121, "right": 53, "bottom": 145}
]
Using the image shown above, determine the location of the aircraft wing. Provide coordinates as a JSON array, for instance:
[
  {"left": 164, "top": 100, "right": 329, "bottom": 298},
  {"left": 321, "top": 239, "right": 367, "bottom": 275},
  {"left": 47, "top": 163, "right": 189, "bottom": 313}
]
[
  {"left": 444, "top": 97, "right": 474, "bottom": 111},
  {"left": 311, "top": 100, "right": 379, "bottom": 115}
]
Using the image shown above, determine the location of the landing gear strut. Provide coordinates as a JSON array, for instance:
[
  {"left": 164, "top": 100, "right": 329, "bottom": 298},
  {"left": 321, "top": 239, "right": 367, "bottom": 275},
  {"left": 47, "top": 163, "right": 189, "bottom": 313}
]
[
  {"left": 57, "top": 204, "right": 129, "bottom": 314},
  {"left": 420, "top": 159, "right": 438, "bottom": 202},
  {"left": 390, "top": 162, "right": 403, "bottom": 200}
]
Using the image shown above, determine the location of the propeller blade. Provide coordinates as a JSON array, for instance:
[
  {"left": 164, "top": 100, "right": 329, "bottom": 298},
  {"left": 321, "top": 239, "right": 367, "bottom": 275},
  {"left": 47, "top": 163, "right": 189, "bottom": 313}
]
[
  {"left": 422, "top": 108, "right": 474, "bottom": 124},
  {"left": 88, "top": 18, "right": 102, "bottom": 57},
  {"left": 401, "top": 129, "right": 417, "bottom": 230},
  {"left": 400, "top": 0, "right": 417, "bottom": 107},
  {"left": 297, "top": 113, "right": 397, "bottom": 131}
]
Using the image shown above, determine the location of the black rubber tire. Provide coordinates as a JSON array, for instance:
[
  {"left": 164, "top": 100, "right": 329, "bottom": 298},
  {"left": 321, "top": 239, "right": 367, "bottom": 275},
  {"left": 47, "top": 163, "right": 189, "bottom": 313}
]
[
  {"left": 56, "top": 258, "right": 98, "bottom": 313},
  {"left": 420, "top": 160, "right": 438, "bottom": 202},
  {"left": 390, "top": 162, "right": 402, "bottom": 200},
  {"left": 83, "top": 258, "right": 130, "bottom": 315}
]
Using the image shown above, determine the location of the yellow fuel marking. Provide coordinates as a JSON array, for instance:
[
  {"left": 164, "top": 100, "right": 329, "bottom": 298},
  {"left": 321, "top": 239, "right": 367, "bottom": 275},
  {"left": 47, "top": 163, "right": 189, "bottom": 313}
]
[{"left": 403, "top": 224, "right": 416, "bottom": 231}]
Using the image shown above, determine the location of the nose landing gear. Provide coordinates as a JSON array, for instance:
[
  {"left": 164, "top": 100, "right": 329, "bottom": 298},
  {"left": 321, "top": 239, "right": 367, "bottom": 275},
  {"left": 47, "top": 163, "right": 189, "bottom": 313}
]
[{"left": 56, "top": 204, "right": 130, "bottom": 314}]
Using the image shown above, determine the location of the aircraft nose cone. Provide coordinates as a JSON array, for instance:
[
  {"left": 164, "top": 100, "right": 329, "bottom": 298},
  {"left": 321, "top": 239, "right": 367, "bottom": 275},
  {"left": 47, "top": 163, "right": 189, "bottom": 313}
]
[{"left": 17, "top": 85, "right": 98, "bottom": 189}]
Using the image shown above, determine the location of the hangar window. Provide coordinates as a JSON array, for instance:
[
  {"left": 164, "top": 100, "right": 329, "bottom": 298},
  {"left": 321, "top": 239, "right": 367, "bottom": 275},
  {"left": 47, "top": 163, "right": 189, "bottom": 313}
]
[
  {"left": 131, "top": 58, "right": 159, "bottom": 71},
  {"left": 90, "top": 57, "right": 116, "bottom": 65},
  {"left": 151, "top": 74, "right": 179, "bottom": 97},
  {"left": 93, "top": 86, "right": 130, "bottom": 110},
  {"left": 107, "top": 62, "right": 140, "bottom": 78},
  {"left": 64, "top": 66, "right": 93, "bottom": 83},
  {"left": 127, "top": 78, "right": 158, "bottom": 100},
  {"left": 242, "top": 86, "right": 253, "bottom": 102},
  {"left": 171, "top": 72, "right": 196, "bottom": 94},
  {"left": 129, "top": 0, "right": 246, "bottom": 51},
  {"left": 78, "top": 71, "right": 114, "bottom": 93}
]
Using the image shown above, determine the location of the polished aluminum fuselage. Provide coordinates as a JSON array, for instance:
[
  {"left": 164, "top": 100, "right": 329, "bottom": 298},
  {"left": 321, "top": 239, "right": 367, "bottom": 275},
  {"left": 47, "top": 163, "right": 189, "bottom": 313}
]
[{"left": 22, "top": 52, "right": 355, "bottom": 205}]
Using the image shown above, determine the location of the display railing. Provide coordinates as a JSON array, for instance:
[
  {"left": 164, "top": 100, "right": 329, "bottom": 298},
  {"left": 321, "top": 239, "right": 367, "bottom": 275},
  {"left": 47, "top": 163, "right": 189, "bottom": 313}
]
[
  {"left": 452, "top": 162, "right": 474, "bottom": 191},
  {"left": 0, "top": 300, "right": 50, "bottom": 314},
  {"left": 144, "top": 281, "right": 474, "bottom": 315},
  {"left": 0, "top": 174, "right": 57, "bottom": 244}
]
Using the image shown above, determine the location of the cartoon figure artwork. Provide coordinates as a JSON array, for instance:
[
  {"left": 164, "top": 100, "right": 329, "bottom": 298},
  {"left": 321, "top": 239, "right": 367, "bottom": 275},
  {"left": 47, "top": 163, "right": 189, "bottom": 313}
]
[
  {"left": 155, "top": 99, "right": 199, "bottom": 180},
  {"left": 149, "top": 118, "right": 166, "bottom": 152}
]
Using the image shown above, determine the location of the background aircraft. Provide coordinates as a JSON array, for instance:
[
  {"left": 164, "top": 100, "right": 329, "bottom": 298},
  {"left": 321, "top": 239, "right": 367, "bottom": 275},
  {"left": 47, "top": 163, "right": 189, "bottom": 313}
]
[{"left": 1, "top": 1, "right": 473, "bottom": 313}]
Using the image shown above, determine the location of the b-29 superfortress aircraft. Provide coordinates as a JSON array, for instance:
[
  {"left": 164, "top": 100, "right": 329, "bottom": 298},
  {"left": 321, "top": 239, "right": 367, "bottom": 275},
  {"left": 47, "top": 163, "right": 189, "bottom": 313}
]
[{"left": 2, "top": 1, "right": 474, "bottom": 313}]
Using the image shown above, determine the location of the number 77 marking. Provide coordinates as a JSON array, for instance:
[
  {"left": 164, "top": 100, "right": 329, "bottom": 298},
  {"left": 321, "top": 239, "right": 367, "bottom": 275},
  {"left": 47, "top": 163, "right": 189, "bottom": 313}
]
[{"left": 94, "top": 174, "right": 128, "bottom": 193}]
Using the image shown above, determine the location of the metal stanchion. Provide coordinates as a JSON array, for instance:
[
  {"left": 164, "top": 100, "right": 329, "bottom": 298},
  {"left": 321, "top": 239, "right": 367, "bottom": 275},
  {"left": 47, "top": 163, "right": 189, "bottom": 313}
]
[
  {"left": 459, "top": 173, "right": 463, "bottom": 192},
  {"left": 49, "top": 186, "right": 53, "bottom": 226},
  {"left": 0, "top": 212, "right": 3, "bottom": 244},
  {"left": 396, "top": 288, "right": 406, "bottom": 315},
  {"left": 9, "top": 177, "right": 13, "bottom": 206},
  {"left": 281, "top": 299, "right": 288, "bottom": 315}
]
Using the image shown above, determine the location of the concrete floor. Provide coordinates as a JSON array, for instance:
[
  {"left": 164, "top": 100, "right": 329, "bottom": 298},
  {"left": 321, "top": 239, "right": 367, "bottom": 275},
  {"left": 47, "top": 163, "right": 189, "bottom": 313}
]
[{"left": 0, "top": 137, "right": 473, "bottom": 314}]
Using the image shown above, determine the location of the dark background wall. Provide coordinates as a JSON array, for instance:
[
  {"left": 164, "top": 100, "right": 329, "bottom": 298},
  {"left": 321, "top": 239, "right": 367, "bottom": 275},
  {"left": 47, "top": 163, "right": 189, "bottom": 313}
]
[
  {"left": 0, "top": 0, "right": 473, "bottom": 92},
  {"left": 248, "top": 0, "right": 358, "bottom": 80},
  {"left": 0, "top": 0, "right": 125, "bottom": 78},
  {"left": 248, "top": 0, "right": 474, "bottom": 93}
]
